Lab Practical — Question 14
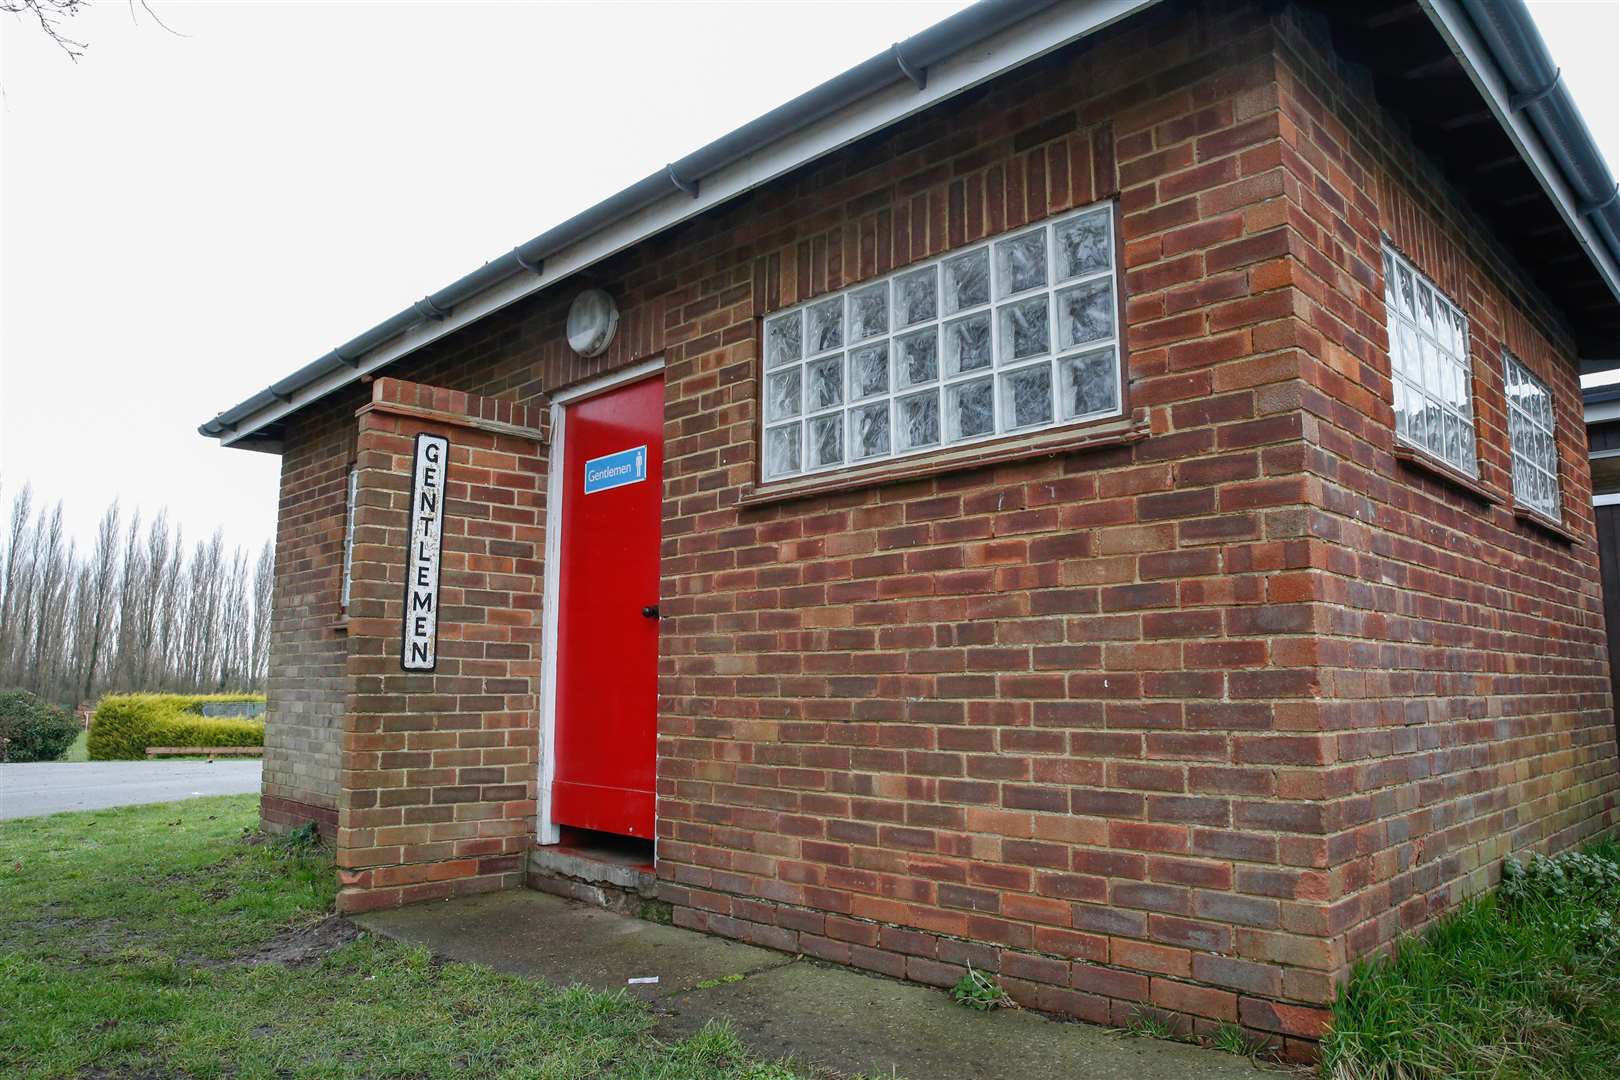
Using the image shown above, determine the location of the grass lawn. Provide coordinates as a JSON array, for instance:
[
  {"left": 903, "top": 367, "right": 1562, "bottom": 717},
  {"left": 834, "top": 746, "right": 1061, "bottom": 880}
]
[
  {"left": 1323, "top": 835, "right": 1620, "bottom": 1080},
  {"left": 59, "top": 730, "right": 88, "bottom": 761},
  {"left": 0, "top": 795, "right": 803, "bottom": 1079}
]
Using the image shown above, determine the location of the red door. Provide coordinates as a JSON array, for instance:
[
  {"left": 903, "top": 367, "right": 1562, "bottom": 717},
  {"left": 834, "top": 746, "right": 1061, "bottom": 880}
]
[{"left": 551, "top": 374, "right": 663, "bottom": 839}]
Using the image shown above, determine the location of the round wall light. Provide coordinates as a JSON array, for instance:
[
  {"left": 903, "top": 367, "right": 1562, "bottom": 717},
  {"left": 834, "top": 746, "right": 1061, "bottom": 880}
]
[{"left": 566, "top": 289, "right": 619, "bottom": 358}]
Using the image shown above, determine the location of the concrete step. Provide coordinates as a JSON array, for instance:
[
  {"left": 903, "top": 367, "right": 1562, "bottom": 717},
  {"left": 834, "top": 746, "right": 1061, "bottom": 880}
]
[{"left": 528, "top": 841, "right": 656, "bottom": 916}]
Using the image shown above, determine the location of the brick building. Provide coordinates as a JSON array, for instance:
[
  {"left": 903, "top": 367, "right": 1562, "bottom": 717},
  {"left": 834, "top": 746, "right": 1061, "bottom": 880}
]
[{"left": 202, "top": 0, "right": 1620, "bottom": 1053}]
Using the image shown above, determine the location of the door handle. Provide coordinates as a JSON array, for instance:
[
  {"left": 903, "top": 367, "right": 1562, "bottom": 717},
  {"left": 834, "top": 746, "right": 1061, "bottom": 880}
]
[{"left": 641, "top": 605, "right": 661, "bottom": 619}]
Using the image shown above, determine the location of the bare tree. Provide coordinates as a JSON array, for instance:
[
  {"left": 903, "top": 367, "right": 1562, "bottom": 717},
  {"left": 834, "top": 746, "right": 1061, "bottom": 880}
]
[
  {"left": 179, "top": 531, "right": 220, "bottom": 688},
  {"left": 2, "top": 0, "right": 88, "bottom": 61},
  {"left": 0, "top": 484, "right": 36, "bottom": 685},
  {"left": 0, "top": 487, "right": 273, "bottom": 705},
  {"left": 28, "top": 504, "right": 70, "bottom": 697},
  {"left": 217, "top": 547, "right": 251, "bottom": 690},
  {"left": 250, "top": 541, "right": 273, "bottom": 686},
  {"left": 153, "top": 522, "right": 184, "bottom": 691},
  {"left": 113, "top": 509, "right": 144, "bottom": 692},
  {"left": 74, "top": 502, "right": 120, "bottom": 700},
  {"left": 5, "top": 0, "right": 187, "bottom": 63}
]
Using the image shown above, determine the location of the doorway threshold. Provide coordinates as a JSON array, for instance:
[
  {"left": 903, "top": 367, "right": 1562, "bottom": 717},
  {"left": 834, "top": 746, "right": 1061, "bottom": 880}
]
[{"left": 529, "top": 827, "right": 656, "bottom": 916}]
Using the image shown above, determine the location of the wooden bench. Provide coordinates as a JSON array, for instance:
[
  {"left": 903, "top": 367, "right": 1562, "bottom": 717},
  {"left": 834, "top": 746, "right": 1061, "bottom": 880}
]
[{"left": 145, "top": 746, "right": 265, "bottom": 761}]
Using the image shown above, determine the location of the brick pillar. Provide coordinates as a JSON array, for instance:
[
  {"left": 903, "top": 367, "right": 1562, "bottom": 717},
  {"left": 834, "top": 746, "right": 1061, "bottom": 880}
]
[{"left": 335, "top": 377, "right": 546, "bottom": 913}]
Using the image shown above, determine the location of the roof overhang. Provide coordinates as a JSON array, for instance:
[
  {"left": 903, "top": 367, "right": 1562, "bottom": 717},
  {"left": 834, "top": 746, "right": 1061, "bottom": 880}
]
[
  {"left": 1585, "top": 384, "right": 1620, "bottom": 424},
  {"left": 200, "top": 0, "right": 1160, "bottom": 451},
  {"left": 1421, "top": 0, "right": 1620, "bottom": 375},
  {"left": 202, "top": 0, "right": 1620, "bottom": 451}
]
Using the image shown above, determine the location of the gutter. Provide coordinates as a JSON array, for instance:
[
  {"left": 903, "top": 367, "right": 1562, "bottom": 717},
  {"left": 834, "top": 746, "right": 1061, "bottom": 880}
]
[
  {"left": 1460, "top": 0, "right": 1620, "bottom": 283},
  {"left": 200, "top": 0, "right": 1117, "bottom": 447},
  {"left": 1425, "top": 0, "right": 1620, "bottom": 374},
  {"left": 203, "top": 0, "right": 1620, "bottom": 446}
]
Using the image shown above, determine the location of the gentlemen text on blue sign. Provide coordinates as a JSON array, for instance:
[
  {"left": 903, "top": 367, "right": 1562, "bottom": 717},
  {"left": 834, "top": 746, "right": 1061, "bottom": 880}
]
[{"left": 583, "top": 445, "right": 648, "bottom": 494}]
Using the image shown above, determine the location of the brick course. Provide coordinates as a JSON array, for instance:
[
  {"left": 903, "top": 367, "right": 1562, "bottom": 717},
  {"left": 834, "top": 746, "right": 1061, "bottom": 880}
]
[{"left": 252, "top": 0, "right": 1618, "bottom": 1054}]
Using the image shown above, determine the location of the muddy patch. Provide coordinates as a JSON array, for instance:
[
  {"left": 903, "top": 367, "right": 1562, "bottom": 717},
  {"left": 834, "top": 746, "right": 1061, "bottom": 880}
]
[
  {"left": 235, "top": 915, "right": 362, "bottom": 967},
  {"left": 9, "top": 914, "right": 124, "bottom": 960}
]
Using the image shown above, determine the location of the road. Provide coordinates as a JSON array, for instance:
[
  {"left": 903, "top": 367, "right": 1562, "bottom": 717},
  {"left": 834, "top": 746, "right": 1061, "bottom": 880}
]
[{"left": 0, "top": 760, "right": 262, "bottom": 820}]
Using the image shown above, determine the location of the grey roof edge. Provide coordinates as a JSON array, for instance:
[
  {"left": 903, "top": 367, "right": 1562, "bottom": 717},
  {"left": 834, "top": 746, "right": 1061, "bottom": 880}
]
[
  {"left": 198, "top": 0, "right": 1072, "bottom": 441},
  {"left": 1583, "top": 382, "right": 1620, "bottom": 409},
  {"left": 1451, "top": 0, "right": 1620, "bottom": 374},
  {"left": 201, "top": 0, "right": 1620, "bottom": 443}
]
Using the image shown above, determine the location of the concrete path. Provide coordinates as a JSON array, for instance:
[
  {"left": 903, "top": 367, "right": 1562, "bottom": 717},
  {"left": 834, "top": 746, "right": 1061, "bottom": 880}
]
[
  {"left": 357, "top": 890, "right": 1264, "bottom": 1080},
  {"left": 0, "top": 760, "right": 262, "bottom": 820}
]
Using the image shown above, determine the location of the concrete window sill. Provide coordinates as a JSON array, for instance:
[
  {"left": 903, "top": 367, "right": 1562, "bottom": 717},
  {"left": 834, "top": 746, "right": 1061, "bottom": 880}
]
[
  {"left": 1393, "top": 444, "right": 1502, "bottom": 506},
  {"left": 739, "top": 415, "right": 1150, "bottom": 508},
  {"left": 1511, "top": 503, "right": 1583, "bottom": 545}
]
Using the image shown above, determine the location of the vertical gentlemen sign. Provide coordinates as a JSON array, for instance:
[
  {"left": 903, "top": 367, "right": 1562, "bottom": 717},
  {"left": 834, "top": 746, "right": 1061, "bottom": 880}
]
[{"left": 401, "top": 433, "right": 449, "bottom": 670}]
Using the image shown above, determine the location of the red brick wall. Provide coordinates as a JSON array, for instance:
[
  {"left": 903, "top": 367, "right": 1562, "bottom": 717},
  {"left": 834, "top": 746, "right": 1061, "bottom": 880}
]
[
  {"left": 1268, "top": 5, "right": 1619, "bottom": 969},
  {"left": 261, "top": 391, "right": 361, "bottom": 835},
  {"left": 248, "top": 0, "right": 1619, "bottom": 1055},
  {"left": 646, "top": 2, "right": 1348, "bottom": 1055},
  {"left": 332, "top": 378, "right": 545, "bottom": 912}
]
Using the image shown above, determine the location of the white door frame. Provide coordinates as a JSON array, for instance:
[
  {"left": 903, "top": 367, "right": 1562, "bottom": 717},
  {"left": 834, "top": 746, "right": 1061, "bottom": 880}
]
[{"left": 536, "top": 356, "right": 666, "bottom": 845}]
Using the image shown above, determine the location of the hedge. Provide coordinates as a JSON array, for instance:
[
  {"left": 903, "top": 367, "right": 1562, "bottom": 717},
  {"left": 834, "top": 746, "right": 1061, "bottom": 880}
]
[
  {"left": 0, "top": 689, "right": 80, "bottom": 762},
  {"left": 88, "top": 694, "right": 266, "bottom": 760}
]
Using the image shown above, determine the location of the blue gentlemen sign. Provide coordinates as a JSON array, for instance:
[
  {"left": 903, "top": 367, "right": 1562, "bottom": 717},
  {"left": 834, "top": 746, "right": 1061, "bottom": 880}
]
[{"left": 583, "top": 445, "right": 648, "bottom": 494}]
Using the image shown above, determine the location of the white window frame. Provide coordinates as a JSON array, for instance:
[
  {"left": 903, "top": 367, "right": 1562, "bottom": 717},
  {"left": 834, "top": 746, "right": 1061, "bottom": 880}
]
[
  {"left": 340, "top": 466, "right": 358, "bottom": 610},
  {"left": 1382, "top": 242, "right": 1478, "bottom": 477},
  {"left": 759, "top": 201, "right": 1123, "bottom": 483},
  {"left": 1503, "top": 350, "right": 1563, "bottom": 520}
]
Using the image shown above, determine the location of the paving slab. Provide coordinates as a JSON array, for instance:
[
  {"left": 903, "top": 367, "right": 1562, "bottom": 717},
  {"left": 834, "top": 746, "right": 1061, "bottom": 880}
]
[
  {"left": 655, "top": 955, "right": 1263, "bottom": 1080},
  {"left": 0, "top": 760, "right": 262, "bottom": 820},
  {"left": 355, "top": 890, "right": 790, "bottom": 1002},
  {"left": 356, "top": 888, "right": 1265, "bottom": 1080}
]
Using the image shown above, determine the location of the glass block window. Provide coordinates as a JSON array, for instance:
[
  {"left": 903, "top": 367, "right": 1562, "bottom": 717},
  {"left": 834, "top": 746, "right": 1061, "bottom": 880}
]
[
  {"left": 1503, "top": 351, "right": 1562, "bottom": 519},
  {"left": 1382, "top": 243, "right": 1477, "bottom": 476},
  {"left": 340, "top": 466, "right": 358, "bottom": 610},
  {"left": 760, "top": 202, "right": 1121, "bottom": 482}
]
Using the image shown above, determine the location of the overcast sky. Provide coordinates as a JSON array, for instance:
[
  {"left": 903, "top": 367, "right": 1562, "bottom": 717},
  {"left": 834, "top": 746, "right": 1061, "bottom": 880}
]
[{"left": 3, "top": 1, "right": 1616, "bottom": 553}]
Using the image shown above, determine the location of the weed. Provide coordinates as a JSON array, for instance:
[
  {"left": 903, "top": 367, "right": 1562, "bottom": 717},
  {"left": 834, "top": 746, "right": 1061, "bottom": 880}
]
[
  {"left": 695, "top": 974, "right": 746, "bottom": 990},
  {"left": 950, "top": 964, "right": 1014, "bottom": 1011},
  {"left": 1209, "top": 1022, "right": 1254, "bottom": 1057},
  {"left": 1123, "top": 1008, "right": 1176, "bottom": 1041},
  {"left": 278, "top": 820, "right": 322, "bottom": 853}
]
